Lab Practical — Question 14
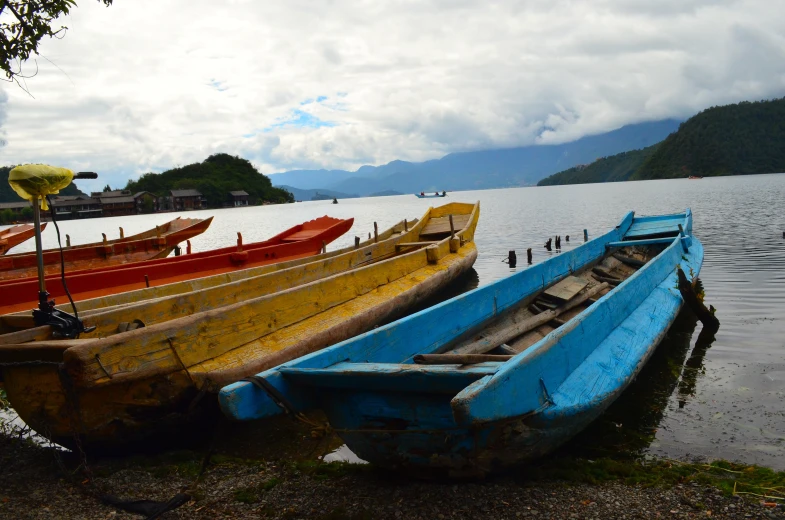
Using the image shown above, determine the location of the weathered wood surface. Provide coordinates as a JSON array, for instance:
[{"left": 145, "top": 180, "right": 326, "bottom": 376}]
[
  {"left": 447, "top": 283, "right": 609, "bottom": 356},
  {"left": 1, "top": 221, "right": 429, "bottom": 343},
  {"left": 419, "top": 214, "right": 471, "bottom": 237},
  {"left": 677, "top": 267, "right": 720, "bottom": 332},
  {"left": 452, "top": 226, "right": 700, "bottom": 427},
  {"left": 0, "top": 218, "right": 419, "bottom": 337},
  {"left": 0, "top": 223, "right": 45, "bottom": 255},
  {"left": 218, "top": 211, "right": 636, "bottom": 424},
  {"left": 57, "top": 202, "right": 478, "bottom": 389},
  {"left": 0, "top": 217, "right": 212, "bottom": 281},
  {"left": 542, "top": 276, "right": 588, "bottom": 302},
  {"left": 0, "top": 216, "right": 353, "bottom": 315},
  {"left": 0, "top": 203, "right": 479, "bottom": 446},
  {"left": 413, "top": 354, "right": 512, "bottom": 365}
]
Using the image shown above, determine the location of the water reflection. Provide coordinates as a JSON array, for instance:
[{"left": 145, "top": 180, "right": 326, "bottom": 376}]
[{"left": 563, "top": 309, "right": 715, "bottom": 459}]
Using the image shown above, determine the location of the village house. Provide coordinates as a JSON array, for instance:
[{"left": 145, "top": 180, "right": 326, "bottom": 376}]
[
  {"left": 170, "top": 189, "right": 204, "bottom": 211},
  {"left": 228, "top": 190, "right": 250, "bottom": 207},
  {"left": 51, "top": 195, "right": 102, "bottom": 220},
  {"left": 0, "top": 201, "right": 30, "bottom": 221},
  {"left": 91, "top": 190, "right": 158, "bottom": 217}
]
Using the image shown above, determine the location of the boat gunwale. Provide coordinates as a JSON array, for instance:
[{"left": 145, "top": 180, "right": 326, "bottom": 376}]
[{"left": 56, "top": 201, "right": 479, "bottom": 388}]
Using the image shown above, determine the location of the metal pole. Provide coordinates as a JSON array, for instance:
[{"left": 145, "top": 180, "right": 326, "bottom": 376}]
[{"left": 32, "top": 196, "right": 47, "bottom": 300}]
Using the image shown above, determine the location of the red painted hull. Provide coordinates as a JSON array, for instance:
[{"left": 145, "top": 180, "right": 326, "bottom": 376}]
[
  {"left": 0, "top": 216, "right": 352, "bottom": 314},
  {"left": 0, "top": 223, "right": 46, "bottom": 255},
  {"left": 0, "top": 217, "right": 212, "bottom": 282}
]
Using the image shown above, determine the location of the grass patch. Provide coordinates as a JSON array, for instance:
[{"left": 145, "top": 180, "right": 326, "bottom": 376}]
[
  {"left": 233, "top": 478, "right": 282, "bottom": 503},
  {"left": 293, "top": 460, "right": 369, "bottom": 480},
  {"left": 525, "top": 456, "right": 785, "bottom": 501}
]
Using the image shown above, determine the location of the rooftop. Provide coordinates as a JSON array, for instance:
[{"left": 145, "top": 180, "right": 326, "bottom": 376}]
[{"left": 170, "top": 189, "right": 202, "bottom": 197}]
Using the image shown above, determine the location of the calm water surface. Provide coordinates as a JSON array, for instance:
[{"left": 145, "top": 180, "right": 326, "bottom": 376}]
[{"left": 4, "top": 174, "right": 785, "bottom": 468}]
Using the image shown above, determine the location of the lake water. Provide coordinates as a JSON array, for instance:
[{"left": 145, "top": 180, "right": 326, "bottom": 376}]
[{"left": 3, "top": 173, "right": 785, "bottom": 469}]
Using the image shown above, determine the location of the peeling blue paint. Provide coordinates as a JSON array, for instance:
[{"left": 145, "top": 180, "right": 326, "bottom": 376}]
[{"left": 218, "top": 210, "right": 701, "bottom": 477}]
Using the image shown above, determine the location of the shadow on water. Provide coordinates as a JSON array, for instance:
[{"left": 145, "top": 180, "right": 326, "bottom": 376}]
[{"left": 557, "top": 308, "right": 716, "bottom": 461}]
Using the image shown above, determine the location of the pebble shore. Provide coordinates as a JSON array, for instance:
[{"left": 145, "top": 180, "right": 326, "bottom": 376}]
[{"left": 1, "top": 435, "right": 783, "bottom": 520}]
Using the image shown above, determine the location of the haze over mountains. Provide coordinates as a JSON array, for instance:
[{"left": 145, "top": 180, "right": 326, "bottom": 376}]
[
  {"left": 538, "top": 98, "right": 785, "bottom": 186},
  {"left": 270, "top": 120, "right": 681, "bottom": 196}
]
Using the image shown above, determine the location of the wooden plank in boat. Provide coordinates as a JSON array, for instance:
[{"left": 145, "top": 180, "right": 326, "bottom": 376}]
[
  {"left": 625, "top": 218, "right": 683, "bottom": 239},
  {"left": 420, "top": 214, "right": 470, "bottom": 237},
  {"left": 542, "top": 276, "right": 588, "bottom": 303}
]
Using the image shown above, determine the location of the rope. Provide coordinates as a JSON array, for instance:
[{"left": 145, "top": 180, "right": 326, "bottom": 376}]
[{"left": 242, "top": 375, "right": 331, "bottom": 436}]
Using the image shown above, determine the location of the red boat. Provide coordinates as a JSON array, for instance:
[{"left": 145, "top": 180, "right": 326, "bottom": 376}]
[
  {"left": 0, "top": 215, "right": 352, "bottom": 314},
  {"left": 0, "top": 223, "right": 46, "bottom": 255},
  {"left": 0, "top": 217, "right": 212, "bottom": 282}
]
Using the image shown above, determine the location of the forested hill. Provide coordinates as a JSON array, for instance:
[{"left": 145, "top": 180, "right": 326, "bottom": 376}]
[
  {"left": 125, "top": 154, "right": 293, "bottom": 207},
  {"left": 537, "top": 145, "right": 659, "bottom": 186},
  {"left": 538, "top": 97, "right": 785, "bottom": 186},
  {"left": 0, "top": 166, "right": 87, "bottom": 203},
  {"left": 632, "top": 98, "right": 785, "bottom": 179}
]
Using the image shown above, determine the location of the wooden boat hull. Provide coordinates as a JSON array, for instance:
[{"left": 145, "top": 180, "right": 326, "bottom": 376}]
[
  {"left": 0, "top": 218, "right": 413, "bottom": 338},
  {"left": 0, "top": 216, "right": 352, "bottom": 314},
  {"left": 219, "top": 210, "right": 702, "bottom": 477},
  {"left": 0, "top": 203, "right": 479, "bottom": 448},
  {"left": 0, "top": 223, "right": 45, "bottom": 255},
  {"left": 0, "top": 217, "right": 212, "bottom": 281}
]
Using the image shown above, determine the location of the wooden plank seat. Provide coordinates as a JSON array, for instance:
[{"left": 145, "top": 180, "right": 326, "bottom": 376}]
[
  {"left": 419, "top": 214, "right": 471, "bottom": 238},
  {"left": 278, "top": 361, "right": 501, "bottom": 394},
  {"left": 280, "top": 229, "right": 324, "bottom": 242}
]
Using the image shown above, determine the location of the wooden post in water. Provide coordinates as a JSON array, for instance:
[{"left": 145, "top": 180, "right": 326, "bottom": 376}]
[
  {"left": 237, "top": 232, "right": 243, "bottom": 252},
  {"left": 677, "top": 267, "right": 720, "bottom": 333},
  {"left": 565, "top": 235, "right": 570, "bottom": 242},
  {"left": 66, "top": 235, "right": 71, "bottom": 248},
  {"left": 508, "top": 250, "right": 517, "bottom": 268},
  {"left": 119, "top": 227, "right": 124, "bottom": 239},
  {"left": 544, "top": 238, "right": 552, "bottom": 251},
  {"left": 354, "top": 236, "right": 360, "bottom": 249},
  {"left": 555, "top": 236, "right": 561, "bottom": 249},
  {"left": 404, "top": 219, "right": 408, "bottom": 232},
  {"left": 527, "top": 248, "right": 533, "bottom": 264},
  {"left": 322, "top": 240, "right": 327, "bottom": 254},
  {"left": 374, "top": 222, "right": 378, "bottom": 243},
  {"left": 583, "top": 229, "right": 588, "bottom": 242},
  {"left": 186, "top": 240, "right": 192, "bottom": 254}
]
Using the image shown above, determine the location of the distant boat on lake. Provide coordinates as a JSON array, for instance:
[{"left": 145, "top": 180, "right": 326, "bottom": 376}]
[
  {"left": 415, "top": 191, "right": 447, "bottom": 198},
  {"left": 688, "top": 175, "right": 703, "bottom": 179}
]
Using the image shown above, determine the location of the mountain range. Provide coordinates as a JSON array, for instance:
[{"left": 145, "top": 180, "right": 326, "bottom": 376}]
[
  {"left": 269, "top": 119, "right": 682, "bottom": 195},
  {"left": 538, "top": 97, "right": 785, "bottom": 186}
]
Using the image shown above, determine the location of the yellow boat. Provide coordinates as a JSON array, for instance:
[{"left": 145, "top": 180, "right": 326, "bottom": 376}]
[
  {"left": 0, "top": 215, "right": 417, "bottom": 341},
  {"left": 0, "top": 202, "right": 479, "bottom": 448}
]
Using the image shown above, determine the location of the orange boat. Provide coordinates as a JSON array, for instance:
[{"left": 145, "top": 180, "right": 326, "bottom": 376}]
[
  {"left": 0, "top": 223, "right": 46, "bottom": 255},
  {"left": 0, "top": 217, "right": 212, "bottom": 282},
  {"left": 0, "top": 215, "right": 352, "bottom": 313}
]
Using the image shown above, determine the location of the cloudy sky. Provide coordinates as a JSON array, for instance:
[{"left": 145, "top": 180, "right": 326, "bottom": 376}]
[{"left": 1, "top": 0, "right": 784, "bottom": 192}]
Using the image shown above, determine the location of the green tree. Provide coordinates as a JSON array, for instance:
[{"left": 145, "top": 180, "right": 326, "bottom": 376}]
[
  {"left": 20, "top": 206, "right": 33, "bottom": 219},
  {"left": 102, "top": 184, "right": 112, "bottom": 192},
  {"left": 140, "top": 195, "right": 155, "bottom": 213},
  {"left": 1, "top": 1, "right": 114, "bottom": 86}
]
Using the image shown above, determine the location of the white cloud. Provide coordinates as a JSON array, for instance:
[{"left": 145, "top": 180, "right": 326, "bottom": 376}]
[{"left": 0, "top": 0, "right": 784, "bottom": 191}]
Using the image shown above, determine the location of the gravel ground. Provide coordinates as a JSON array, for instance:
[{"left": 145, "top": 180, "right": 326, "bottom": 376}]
[{"left": 1, "top": 434, "right": 783, "bottom": 520}]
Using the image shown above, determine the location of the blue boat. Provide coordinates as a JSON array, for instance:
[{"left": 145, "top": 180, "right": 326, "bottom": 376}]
[
  {"left": 415, "top": 192, "right": 447, "bottom": 198},
  {"left": 220, "top": 210, "right": 703, "bottom": 477}
]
